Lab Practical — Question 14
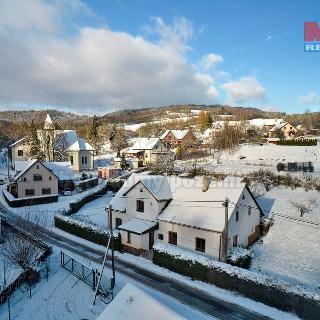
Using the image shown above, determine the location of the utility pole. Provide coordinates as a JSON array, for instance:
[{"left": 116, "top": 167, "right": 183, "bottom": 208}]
[
  {"left": 109, "top": 203, "right": 115, "bottom": 291},
  {"left": 222, "top": 198, "right": 229, "bottom": 263},
  {"left": 7, "top": 148, "right": 10, "bottom": 181}
]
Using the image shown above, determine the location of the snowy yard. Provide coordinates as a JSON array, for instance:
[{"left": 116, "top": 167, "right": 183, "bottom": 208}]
[
  {"left": 251, "top": 186, "right": 320, "bottom": 290},
  {"left": 0, "top": 253, "right": 23, "bottom": 290},
  {"left": 0, "top": 248, "right": 214, "bottom": 320},
  {"left": 176, "top": 144, "right": 320, "bottom": 176},
  {"left": 72, "top": 193, "right": 113, "bottom": 228}
]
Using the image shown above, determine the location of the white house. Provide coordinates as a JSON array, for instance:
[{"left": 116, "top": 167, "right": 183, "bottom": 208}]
[
  {"left": 118, "top": 138, "right": 168, "bottom": 168},
  {"left": 97, "top": 283, "right": 183, "bottom": 320},
  {"left": 10, "top": 114, "right": 94, "bottom": 171},
  {"left": 109, "top": 174, "right": 262, "bottom": 259}
]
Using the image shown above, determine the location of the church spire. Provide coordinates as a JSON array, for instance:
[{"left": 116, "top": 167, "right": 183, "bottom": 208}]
[{"left": 44, "top": 114, "right": 55, "bottom": 129}]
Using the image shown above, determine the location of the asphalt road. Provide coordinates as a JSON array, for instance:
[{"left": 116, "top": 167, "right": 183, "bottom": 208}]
[{"left": 0, "top": 205, "right": 272, "bottom": 320}]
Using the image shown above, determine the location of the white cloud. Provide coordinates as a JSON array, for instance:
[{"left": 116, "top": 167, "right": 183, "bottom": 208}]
[
  {"left": 201, "top": 53, "right": 223, "bottom": 70},
  {"left": 299, "top": 92, "right": 320, "bottom": 105},
  {"left": 0, "top": 3, "right": 218, "bottom": 113},
  {"left": 222, "top": 76, "right": 267, "bottom": 104}
]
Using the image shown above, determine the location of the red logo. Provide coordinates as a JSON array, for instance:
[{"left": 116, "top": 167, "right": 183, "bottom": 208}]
[{"left": 304, "top": 22, "right": 320, "bottom": 41}]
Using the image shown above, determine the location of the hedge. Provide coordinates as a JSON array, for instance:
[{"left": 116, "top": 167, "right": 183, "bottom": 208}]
[
  {"left": 76, "top": 177, "right": 99, "bottom": 192},
  {"left": 54, "top": 214, "right": 121, "bottom": 250},
  {"left": 153, "top": 244, "right": 320, "bottom": 320},
  {"left": 277, "top": 139, "right": 317, "bottom": 146}
]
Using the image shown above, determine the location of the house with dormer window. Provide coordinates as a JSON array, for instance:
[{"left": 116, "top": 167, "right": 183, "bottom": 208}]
[{"left": 109, "top": 174, "right": 263, "bottom": 259}]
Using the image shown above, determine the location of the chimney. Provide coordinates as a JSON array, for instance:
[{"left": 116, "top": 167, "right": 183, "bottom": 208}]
[{"left": 202, "top": 176, "right": 210, "bottom": 192}]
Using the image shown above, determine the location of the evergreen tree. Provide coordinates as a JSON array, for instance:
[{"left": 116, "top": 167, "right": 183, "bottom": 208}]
[
  {"left": 120, "top": 153, "right": 128, "bottom": 170},
  {"left": 88, "top": 115, "right": 101, "bottom": 156},
  {"left": 205, "top": 113, "right": 213, "bottom": 129},
  {"left": 29, "top": 120, "right": 42, "bottom": 160}
]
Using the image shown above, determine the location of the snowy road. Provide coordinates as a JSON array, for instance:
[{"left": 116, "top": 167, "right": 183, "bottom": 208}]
[{"left": 0, "top": 205, "right": 279, "bottom": 320}]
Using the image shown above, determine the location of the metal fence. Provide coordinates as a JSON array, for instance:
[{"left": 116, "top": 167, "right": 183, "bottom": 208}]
[{"left": 60, "top": 251, "right": 111, "bottom": 298}]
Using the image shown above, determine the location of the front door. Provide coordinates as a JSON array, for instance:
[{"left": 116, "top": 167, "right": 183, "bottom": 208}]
[{"left": 149, "top": 231, "right": 154, "bottom": 249}]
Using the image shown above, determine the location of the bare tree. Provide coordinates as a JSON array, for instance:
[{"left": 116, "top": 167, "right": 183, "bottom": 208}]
[{"left": 290, "top": 199, "right": 318, "bottom": 217}]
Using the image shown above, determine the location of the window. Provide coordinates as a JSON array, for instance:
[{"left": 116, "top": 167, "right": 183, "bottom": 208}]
[
  {"left": 115, "top": 218, "right": 122, "bottom": 228},
  {"left": 195, "top": 237, "right": 206, "bottom": 252},
  {"left": 36, "top": 165, "right": 39, "bottom": 169},
  {"left": 168, "top": 231, "right": 177, "bottom": 245},
  {"left": 233, "top": 235, "right": 238, "bottom": 247},
  {"left": 33, "top": 174, "right": 42, "bottom": 181},
  {"left": 158, "top": 234, "right": 163, "bottom": 240},
  {"left": 242, "top": 194, "right": 245, "bottom": 200},
  {"left": 70, "top": 155, "right": 74, "bottom": 165},
  {"left": 248, "top": 207, "right": 251, "bottom": 215},
  {"left": 18, "top": 150, "right": 23, "bottom": 157},
  {"left": 140, "top": 188, "right": 143, "bottom": 192},
  {"left": 49, "top": 176, "right": 52, "bottom": 180},
  {"left": 236, "top": 210, "right": 239, "bottom": 221},
  {"left": 127, "top": 231, "right": 131, "bottom": 244},
  {"left": 23, "top": 177, "right": 26, "bottom": 182},
  {"left": 42, "top": 188, "right": 51, "bottom": 195},
  {"left": 136, "top": 200, "right": 144, "bottom": 212},
  {"left": 25, "top": 189, "right": 34, "bottom": 196},
  {"left": 81, "top": 156, "right": 87, "bottom": 165}
]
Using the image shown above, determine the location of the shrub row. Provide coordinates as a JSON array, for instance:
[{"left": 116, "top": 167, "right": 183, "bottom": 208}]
[
  {"left": 54, "top": 214, "right": 121, "bottom": 249},
  {"left": 277, "top": 139, "right": 317, "bottom": 146},
  {"left": 245, "top": 168, "right": 320, "bottom": 191},
  {"left": 153, "top": 244, "right": 320, "bottom": 320},
  {"left": 76, "top": 177, "right": 99, "bottom": 192}
]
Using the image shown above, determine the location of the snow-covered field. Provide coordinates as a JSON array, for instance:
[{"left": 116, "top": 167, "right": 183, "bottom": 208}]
[
  {"left": 252, "top": 186, "right": 320, "bottom": 290},
  {"left": 72, "top": 193, "right": 113, "bottom": 228},
  {"left": 176, "top": 144, "right": 320, "bottom": 176},
  {"left": 0, "top": 248, "right": 214, "bottom": 320}
]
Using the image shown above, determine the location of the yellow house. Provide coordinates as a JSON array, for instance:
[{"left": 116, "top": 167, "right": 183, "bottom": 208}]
[{"left": 269, "top": 122, "right": 297, "bottom": 139}]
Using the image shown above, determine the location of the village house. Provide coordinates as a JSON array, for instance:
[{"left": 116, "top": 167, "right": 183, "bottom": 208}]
[
  {"left": 98, "top": 167, "right": 122, "bottom": 180},
  {"left": 5, "top": 159, "right": 59, "bottom": 205},
  {"left": 160, "top": 129, "right": 197, "bottom": 147},
  {"left": 10, "top": 138, "right": 31, "bottom": 163},
  {"left": 268, "top": 121, "right": 298, "bottom": 139},
  {"left": 109, "top": 174, "right": 262, "bottom": 259},
  {"left": 115, "top": 138, "right": 168, "bottom": 169},
  {"left": 10, "top": 114, "right": 94, "bottom": 171}
]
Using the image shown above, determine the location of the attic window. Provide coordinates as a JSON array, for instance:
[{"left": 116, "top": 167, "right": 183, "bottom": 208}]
[
  {"left": 242, "top": 194, "right": 245, "bottom": 200},
  {"left": 140, "top": 188, "right": 143, "bottom": 192},
  {"left": 248, "top": 207, "right": 251, "bottom": 215},
  {"left": 23, "top": 177, "right": 26, "bottom": 182},
  {"left": 236, "top": 211, "right": 239, "bottom": 221},
  {"left": 36, "top": 165, "right": 39, "bottom": 169},
  {"left": 49, "top": 176, "right": 52, "bottom": 180}
]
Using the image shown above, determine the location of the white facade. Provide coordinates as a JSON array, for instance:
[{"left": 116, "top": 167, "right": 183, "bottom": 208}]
[{"left": 110, "top": 174, "right": 262, "bottom": 259}]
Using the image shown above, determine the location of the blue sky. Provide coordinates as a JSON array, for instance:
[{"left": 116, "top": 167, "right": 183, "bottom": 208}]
[{"left": 0, "top": 0, "right": 319, "bottom": 114}]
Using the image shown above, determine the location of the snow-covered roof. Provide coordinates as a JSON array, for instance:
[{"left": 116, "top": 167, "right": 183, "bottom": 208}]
[
  {"left": 160, "top": 130, "right": 190, "bottom": 140},
  {"left": 96, "top": 283, "right": 183, "bottom": 320},
  {"left": 130, "top": 138, "right": 160, "bottom": 150},
  {"left": 67, "top": 137, "right": 94, "bottom": 151},
  {"left": 249, "top": 118, "right": 284, "bottom": 127},
  {"left": 14, "top": 160, "right": 30, "bottom": 173},
  {"left": 53, "top": 130, "right": 93, "bottom": 151},
  {"left": 14, "top": 159, "right": 38, "bottom": 181},
  {"left": 118, "top": 218, "right": 157, "bottom": 234},
  {"left": 158, "top": 176, "right": 249, "bottom": 232},
  {"left": 110, "top": 174, "right": 173, "bottom": 211},
  {"left": 42, "top": 162, "right": 74, "bottom": 180},
  {"left": 10, "top": 138, "right": 26, "bottom": 147},
  {"left": 269, "top": 122, "right": 292, "bottom": 132}
]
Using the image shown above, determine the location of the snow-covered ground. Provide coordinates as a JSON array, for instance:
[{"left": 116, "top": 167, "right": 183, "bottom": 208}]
[
  {"left": 251, "top": 186, "right": 320, "bottom": 290},
  {"left": 176, "top": 144, "right": 320, "bottom": 176},
  {"left": 0, "top": 248, "right": 214, "bottom": 320},
  {"left": 0, "top": 253, "right": 23, "bottom": 289},
  {"left": 72, "top": 193, "right": 113, "bottom": 228}
]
